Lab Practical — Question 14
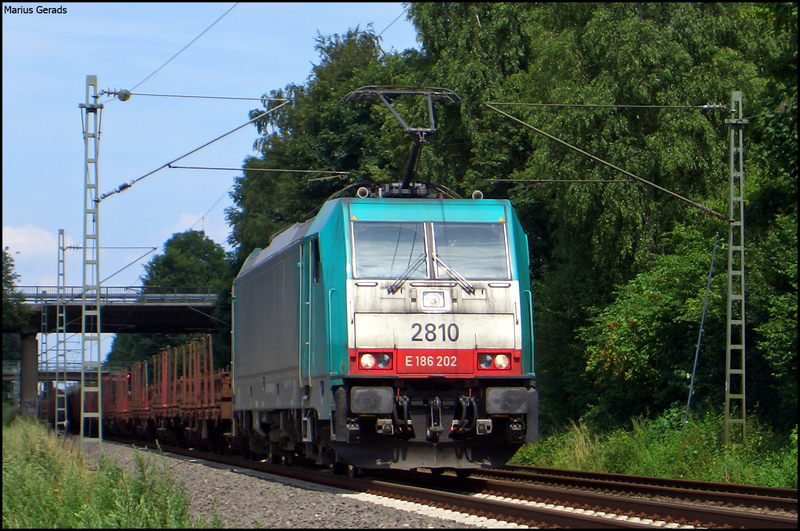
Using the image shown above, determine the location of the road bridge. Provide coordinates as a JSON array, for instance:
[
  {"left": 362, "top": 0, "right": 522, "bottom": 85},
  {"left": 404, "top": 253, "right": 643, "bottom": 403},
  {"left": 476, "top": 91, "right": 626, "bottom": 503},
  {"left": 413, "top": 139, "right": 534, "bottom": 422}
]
[
  {"left": 6, "top": 286, "right": 226, "bottom": 418},
  {"left": 3, "top": 361, "right": 131, "bottom": 383},
  {"left": 15, "top": 286, "right": 224, "bottom": 334}
]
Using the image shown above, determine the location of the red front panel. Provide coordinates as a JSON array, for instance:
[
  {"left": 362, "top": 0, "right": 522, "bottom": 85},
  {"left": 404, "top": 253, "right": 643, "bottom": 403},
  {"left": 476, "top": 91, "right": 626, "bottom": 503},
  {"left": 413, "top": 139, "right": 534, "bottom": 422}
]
[
  {"left": 397, "top": 348, "right": 474, "bottom": 375},
  {"left": 348, "top": 348, "right": 523, "bottom": 376}
]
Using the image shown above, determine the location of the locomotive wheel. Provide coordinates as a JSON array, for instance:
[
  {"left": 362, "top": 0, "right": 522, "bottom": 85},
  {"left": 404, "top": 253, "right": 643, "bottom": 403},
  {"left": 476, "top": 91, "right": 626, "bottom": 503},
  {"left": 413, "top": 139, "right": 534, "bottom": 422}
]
[
  {"left": 455, "top": 469, "right": 472, "bottom": 479},
  {"left": 348, "top": 464, "right": 361, "bottom": 478}
]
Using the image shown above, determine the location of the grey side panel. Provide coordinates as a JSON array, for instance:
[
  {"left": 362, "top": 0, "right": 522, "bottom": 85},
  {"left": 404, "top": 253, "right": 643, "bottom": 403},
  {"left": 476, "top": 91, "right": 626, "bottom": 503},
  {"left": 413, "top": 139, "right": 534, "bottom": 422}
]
[{"left": 233, "top": 245, "right": 300, "bottom": 411}]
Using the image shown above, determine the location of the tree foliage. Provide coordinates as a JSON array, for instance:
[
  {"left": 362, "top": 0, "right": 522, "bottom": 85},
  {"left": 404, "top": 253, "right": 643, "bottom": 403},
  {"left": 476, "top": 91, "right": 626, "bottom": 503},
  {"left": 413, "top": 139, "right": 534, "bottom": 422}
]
[
  {"left": 3, "top": 247, "right": 28, "bottom": 334},
  {"left": 225, "top": 3, "right": 796, "bottom": 432},
  {"left": 3, "top": 247, "right": 29, "bottom": 363},
  {"left": 406, "top": 2, "right": 797, "bottom": 430},
  {"left": 578, "top": 226, "right": 728, "bottom": 428},
  {"left": 139, "top": 230, "right": 229, "bottom": 291}
]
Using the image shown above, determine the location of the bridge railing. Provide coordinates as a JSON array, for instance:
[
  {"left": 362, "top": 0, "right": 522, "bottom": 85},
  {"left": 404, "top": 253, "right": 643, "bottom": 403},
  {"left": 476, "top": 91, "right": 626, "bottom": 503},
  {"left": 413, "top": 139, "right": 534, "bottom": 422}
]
[
  {"left": 17, "top": 286, "right": 218, "bottom": 305},
  {"left": 3, "top": 361, "right": 133, "bottom": 375}
]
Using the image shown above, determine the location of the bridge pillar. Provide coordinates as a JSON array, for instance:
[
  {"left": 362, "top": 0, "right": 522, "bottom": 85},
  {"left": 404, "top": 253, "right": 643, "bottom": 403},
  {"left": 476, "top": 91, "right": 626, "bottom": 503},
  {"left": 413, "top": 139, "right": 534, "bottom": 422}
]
[{"left": 20, "top": 333, "right": 39, "bottom": 418}]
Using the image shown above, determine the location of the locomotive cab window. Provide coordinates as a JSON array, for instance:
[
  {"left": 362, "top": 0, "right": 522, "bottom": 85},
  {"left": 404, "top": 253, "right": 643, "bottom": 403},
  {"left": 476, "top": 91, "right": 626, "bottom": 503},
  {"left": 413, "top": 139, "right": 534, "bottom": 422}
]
[
  {"left": 352, "top": 221, "right": 428, "bottom": 279},
  {"left": 352, "top": 221, "right": 510, "bottom": 280},
  {"left": 432, "top": 222, "right": 510, "bottom": 280}
]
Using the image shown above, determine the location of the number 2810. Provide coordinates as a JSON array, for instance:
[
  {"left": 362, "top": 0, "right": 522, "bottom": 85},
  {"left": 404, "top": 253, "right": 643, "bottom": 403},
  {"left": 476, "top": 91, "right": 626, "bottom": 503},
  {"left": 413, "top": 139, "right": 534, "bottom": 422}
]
[{"left": 411, "top": 323, "right": 460, "bottom": 342}]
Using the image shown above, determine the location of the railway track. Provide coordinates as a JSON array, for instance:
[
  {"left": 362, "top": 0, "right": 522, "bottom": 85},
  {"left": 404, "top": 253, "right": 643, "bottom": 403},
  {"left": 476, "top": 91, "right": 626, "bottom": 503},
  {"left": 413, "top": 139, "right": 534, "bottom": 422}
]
[
  {"left": 375, "top": 467, "right": 797, "bottom": 528},
  {"left": 493, "top": 465, "right": 798, "bottom": 513},
  {"left": 106, "top": 437, "right": 797, "bottom": 528}
]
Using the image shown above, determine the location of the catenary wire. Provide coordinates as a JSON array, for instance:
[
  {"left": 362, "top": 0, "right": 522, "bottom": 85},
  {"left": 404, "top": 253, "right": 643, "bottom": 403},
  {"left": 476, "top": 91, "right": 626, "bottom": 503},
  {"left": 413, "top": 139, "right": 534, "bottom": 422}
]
[
  {"left": 129, "top": 3, "right": 238, "bottom": 92},
  {"left": 97, "top": 100, "right": 290, "bottom": 202},
  {"left": 487, "top": 101, "right": 726, "bottom": 110},
  {"left": 101, "top": 248, "right": 158, "bottom": 285},
  {"left": 190, "top": 186, "right": 232, "bottom": 232},
  {"left": 168, "top": 165, "right": 348, "bottom": 175},
  {"left": 378, "top": 5, "right": 410, "bottom": 38},
  {"left": 485, "top": 102, "right": 731, "bottom": 222},
  {"left": 127, "top": 93, "right": 267, "bottom": 102}
]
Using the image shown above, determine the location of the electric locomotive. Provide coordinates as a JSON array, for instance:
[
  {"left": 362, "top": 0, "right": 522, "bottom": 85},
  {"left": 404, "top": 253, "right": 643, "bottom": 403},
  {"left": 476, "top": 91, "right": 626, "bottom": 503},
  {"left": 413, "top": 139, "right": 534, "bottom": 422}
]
[{"left": 228, "top": 181, "right": 537, "bottom": 472}]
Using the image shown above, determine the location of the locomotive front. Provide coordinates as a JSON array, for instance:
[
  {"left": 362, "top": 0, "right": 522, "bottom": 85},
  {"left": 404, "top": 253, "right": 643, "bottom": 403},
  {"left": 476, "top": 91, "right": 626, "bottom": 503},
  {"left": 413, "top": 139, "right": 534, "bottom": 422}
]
[{"left": 332, "top": 195, "right": 537, "bottom": 470}]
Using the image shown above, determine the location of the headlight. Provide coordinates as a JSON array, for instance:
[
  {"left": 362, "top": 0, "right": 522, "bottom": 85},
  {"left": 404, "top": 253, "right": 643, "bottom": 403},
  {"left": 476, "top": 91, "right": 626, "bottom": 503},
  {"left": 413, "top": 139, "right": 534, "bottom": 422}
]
[
  {"left": 376, "top": 353, "right": 391, "bottom": 369},
  {"left": 477, "top": 352, "right": 511, "bottom": 370},
  {"left": 494, "top": 354, "right": 510, "bottom": 370},
  {"left": 360, "top": 353, "right": 376, "bottom": 369}
]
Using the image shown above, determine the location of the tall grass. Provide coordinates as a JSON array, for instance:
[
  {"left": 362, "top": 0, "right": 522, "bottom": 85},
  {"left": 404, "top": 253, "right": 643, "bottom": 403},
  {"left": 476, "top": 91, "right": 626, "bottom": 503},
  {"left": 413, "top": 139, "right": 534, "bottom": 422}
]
[
  {"left": 2, "top": 415, "right": 224, "bottom": 528},
  {"left": 511, "top": 406, "right": 798, "bottom": 489}
]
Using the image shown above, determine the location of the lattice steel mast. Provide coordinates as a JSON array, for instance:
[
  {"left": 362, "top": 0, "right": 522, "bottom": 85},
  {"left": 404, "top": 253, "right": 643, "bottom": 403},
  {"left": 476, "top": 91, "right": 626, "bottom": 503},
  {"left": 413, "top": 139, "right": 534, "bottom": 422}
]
[
  {"left": 79, "top": 75, "right": 103, "bottom": 452},
  {"left": 724, "top": 91, "right": 748, "bottom": 444},
  {"left": 55, "top": 229, "right": 68, "bottom": 433}
]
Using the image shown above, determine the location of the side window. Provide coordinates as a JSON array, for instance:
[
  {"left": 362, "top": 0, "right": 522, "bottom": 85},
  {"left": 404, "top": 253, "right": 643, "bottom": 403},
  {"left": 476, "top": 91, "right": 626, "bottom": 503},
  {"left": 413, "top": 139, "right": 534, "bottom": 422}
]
[{"left": 312, "top": 239, "right": 321, "bottom": 284}]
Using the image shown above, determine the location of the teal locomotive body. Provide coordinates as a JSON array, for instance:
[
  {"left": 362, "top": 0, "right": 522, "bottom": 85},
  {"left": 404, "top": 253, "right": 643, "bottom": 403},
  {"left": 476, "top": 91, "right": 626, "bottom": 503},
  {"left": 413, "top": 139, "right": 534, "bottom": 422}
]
[{"left": 231, "top": 192, "right": 537, "bottom": 471}]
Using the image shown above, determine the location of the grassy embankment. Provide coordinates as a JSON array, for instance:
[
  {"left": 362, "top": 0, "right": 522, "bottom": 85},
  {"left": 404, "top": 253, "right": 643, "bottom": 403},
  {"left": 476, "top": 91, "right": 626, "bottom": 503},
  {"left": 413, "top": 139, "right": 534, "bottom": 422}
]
[
  {"left": 511, "top": 406, "right": 798, "bottom": 489},
  {"left": 3, "top": 400, "right": 796, "bottom": 528},
  {"left": 2, "top": 403, "right": 223, "bottom": 529}
]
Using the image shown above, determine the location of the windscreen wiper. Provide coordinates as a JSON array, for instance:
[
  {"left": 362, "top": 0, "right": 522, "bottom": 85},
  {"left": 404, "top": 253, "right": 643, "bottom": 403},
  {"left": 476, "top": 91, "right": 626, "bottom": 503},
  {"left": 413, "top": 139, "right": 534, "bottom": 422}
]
[
  {"left": 388, "top": 253, "right": 427, "bottom": 294},
  {"left": 433, "top": 255, "right": 476, "bottom": 295}
]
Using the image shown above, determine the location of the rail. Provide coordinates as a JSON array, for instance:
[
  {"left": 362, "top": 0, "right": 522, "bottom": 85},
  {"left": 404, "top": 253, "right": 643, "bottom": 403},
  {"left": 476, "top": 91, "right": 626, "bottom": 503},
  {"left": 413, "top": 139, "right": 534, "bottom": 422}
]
[{"left": 16, "top": 286, "right": 218, "bottom": 305}]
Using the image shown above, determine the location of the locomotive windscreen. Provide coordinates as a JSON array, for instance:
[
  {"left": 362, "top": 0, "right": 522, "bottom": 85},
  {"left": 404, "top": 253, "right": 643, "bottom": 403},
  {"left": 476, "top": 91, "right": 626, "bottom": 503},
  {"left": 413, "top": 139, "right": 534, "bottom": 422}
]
[
  {"left": 433, "top": 222, "right": 509, "bottom": 279},
  {"left": 352, "top": 221, "right": 510, "bottom": 280},
  {"left": 352, "top": 221, "right": 428, "bottom": 279}
]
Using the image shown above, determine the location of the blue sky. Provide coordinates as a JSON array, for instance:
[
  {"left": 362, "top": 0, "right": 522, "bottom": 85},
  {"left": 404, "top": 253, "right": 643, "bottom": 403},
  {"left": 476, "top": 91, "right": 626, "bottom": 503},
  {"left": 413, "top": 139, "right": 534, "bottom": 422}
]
[{"left": 2, "top": 2, "right": 420, "bottom": 290}]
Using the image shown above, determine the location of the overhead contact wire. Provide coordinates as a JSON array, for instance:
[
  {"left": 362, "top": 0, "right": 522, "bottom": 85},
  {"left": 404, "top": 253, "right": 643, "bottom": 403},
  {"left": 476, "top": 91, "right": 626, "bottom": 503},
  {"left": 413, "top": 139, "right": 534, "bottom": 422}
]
[
  {"left": 378, "top": 6, "right": 410, "bottom": 38},
  {"left": 98, "top": 100, "right": 290, "bottom": 202},
  {"left": 487, "top": 101, "right": 726, "bottom": 110},
  {"left": 130, "top": 3, "right": 239, "bottom": 92},
  {"left": 190, "top": 186, "right": 231, "bottom": 232},
  {"left": 485, "top": 102, "right": 730, "bottom": 222}
]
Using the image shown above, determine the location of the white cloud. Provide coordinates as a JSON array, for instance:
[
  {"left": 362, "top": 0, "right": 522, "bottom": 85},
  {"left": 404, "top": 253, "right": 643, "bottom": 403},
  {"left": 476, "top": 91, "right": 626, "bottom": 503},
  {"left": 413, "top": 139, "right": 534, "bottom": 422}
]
[
  {"left": 2, "top": 224, "right": 58, "bottom": 258},
  {"left": 2, "top": 224, "right": 79, "bottom": 286}
]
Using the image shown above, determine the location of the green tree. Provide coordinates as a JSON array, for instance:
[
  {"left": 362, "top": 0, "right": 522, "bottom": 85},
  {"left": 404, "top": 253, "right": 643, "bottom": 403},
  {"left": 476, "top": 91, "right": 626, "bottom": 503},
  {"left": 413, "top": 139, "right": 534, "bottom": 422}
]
[
  {"left": 2, "top": 247, "right": 29, "bottom": 335},
  {"left": 140, "top": 230, "right": 229, "bottom": 290},
  {"left": 408, "top": 2, "right": 796, "bottom": 429},
  {"left": 3, "top": 247, "right": 28, "bottom": 400},
  {"left": 747, "top": 213, "right": 798, "bottom": 428},
  {"left": 105, "top": 231, "right": 233, "bottom": 369},
  {"left": 3, "top": 247, "right": 29, "bottom": 366},
  {"left": 739, "top": 3, "right": 798, "bottom": 428},
  {"left": 225, "top": 3, "right": 796, "bottom": 432},
  {"left": 578, "top": 226, "right": 728, "bottom": 428}
]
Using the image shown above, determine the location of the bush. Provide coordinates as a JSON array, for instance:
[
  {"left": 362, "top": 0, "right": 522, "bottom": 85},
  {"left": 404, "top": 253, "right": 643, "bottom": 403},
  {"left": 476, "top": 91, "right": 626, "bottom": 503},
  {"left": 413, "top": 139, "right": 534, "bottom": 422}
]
[{"left": 511, "top": 406, "right": 797, "bottom": 488}]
